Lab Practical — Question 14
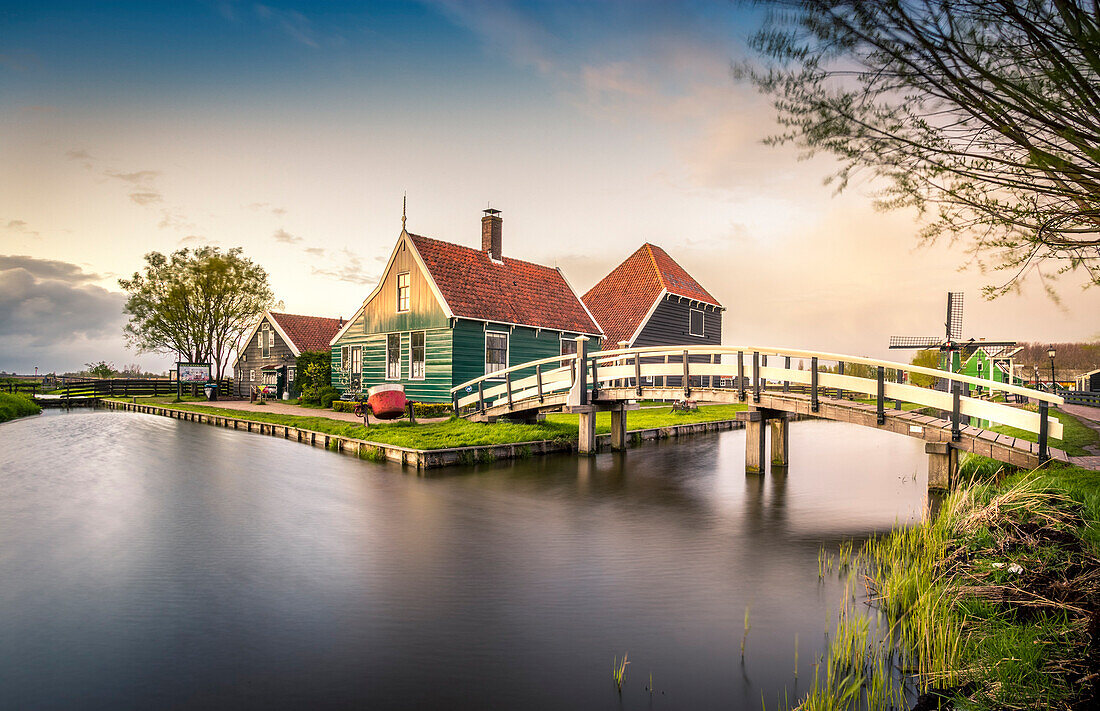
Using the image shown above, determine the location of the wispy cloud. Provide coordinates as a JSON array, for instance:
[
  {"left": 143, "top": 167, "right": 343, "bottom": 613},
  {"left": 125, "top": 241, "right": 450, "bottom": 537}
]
[
  {"left": 304, "top": 247, "right": 325, "bottom": 257},
  {"left": 4, "top": 220, "right": 40, "bottom": 238},
  {"left": 254, "top": 3, "right": 320, "bottom": 47},
  {"left": 248, "top": 201, "right": 287, "bottom": 216},
  {"left": 310, "top": 248, "right": 376, "bottom": 285},
  {"left": 273, "top": 228, "right": 301, "bottom": 244}
]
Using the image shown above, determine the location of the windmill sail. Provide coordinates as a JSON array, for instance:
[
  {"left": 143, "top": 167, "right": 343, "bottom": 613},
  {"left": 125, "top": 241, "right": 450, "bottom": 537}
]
[
  {"left": 889, "top": 336, "right": 942, "bottom": 349},
  {"left": 946, "top": 292, "right": 964, "bottom": 340}
]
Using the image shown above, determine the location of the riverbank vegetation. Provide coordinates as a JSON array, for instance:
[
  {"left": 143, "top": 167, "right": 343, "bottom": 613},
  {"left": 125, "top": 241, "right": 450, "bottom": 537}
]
[
  {"left": 0, "top": 392, "right": 42, "bottom": 423},
  {"left": 799, "top": 455, "right": 1100, "bottom": 710},
  {"left": 992, "top": 407, "right": 1100, "bottom": 457},
  {"left": 106, "top": 398, "right": 745, "bottom": 450}
]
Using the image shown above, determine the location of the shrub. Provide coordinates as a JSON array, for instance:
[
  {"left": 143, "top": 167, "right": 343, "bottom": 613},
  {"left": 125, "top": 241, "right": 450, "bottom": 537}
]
[
  {"left": 319, "top": 386, "right": 339, "bottom": 408},
  {"left": 332, "top": 400, "right": 356, "bottom": 413},
  {"left": 414, "top": 402, "right": 453, "bottom": 417},
  {"left": 0, "top": 392, "right": 42, "bottom": 423},
  {"left": 296, "top": 350, "right": 331, "bottom": 404}
]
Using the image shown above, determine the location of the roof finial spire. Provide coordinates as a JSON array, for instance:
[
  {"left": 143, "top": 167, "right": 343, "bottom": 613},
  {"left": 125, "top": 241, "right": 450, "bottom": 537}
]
[{"left": 402, "top": 192, "right": 407, "bottom": 230}]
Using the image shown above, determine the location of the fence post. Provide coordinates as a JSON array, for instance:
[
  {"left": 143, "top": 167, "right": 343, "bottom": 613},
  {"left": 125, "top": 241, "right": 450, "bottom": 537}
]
[
  {"left": 752, "top": 351, "right": 760, "bottom": 403},
  {"left": 478, "top": 380, "right": 485, "bottom": 413},
  {"left": 810, "top": 357, "right": 819, "bottom": 413},
  {"left": 784, "top": 356, "right": 790, "bottom": 392},
  {"left": 951, "top": 380, "right": 962, "bottom": 442},
  {"left": 682, "top": 350, "right": 691, "bottom": 398},
  {"left": 1038, "top": 400, "right": 1050, "bottom": 462},
  {"left": 536, "top": 364, "right": 544, "bottom": 403},
  {"left": 876, "top": 366, "right": 885, "bottom": 425},
  {"left": 506, "top": 371, "right": 513, "bottom": 408},
  {"left": 737, "top": 351, "right": 745, "bottom": 402},
  {"left": 452, "top": 391, "right": 459, "bottom": 417},
  {"left": 591, "top": 356, "right": 599, "bottom": 400},
  {"left": 837, "top": 361, "right": 844, "bottom": 399},
  {"left": 634, "top": 353, "right": 642, "bottom": 397},
  {"left": 895, "top": 370, "right": 903, "bottom": 409}
]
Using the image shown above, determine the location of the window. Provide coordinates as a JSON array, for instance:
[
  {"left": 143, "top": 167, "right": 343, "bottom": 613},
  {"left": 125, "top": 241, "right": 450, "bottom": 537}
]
[
  {"left": 689, "top": 309, "right": 705, "bottom": 337},
  {"left": 485, "top": 332, "right": 508, "bottom": 378},
  {"left": 410, "top": 331, "right": 426, "bottom": 380},
  {"left": 287, "top": 366, "right": 295, "bottom": 383},
  {"left": 387, "top": 334, "right": 401, "bottom": 380},
  {"left": 341, "top": 345, "right": 349, "bottom": 370},
  {"left": 249, "top": 369, "right": 255, "bottom": 382},
  {"left": 350, "top": 346, "right": 362, "bottom": 382},
  {"left": 560, "top": 335, "right": 577, "bottom": 367},
  {"left": 261, "top": 324, "right": 271, "bottom": 357},
  {"left": 263, "top": 370, "right": 277, "bottom": 385},
  {"left": 396, "top": 272, "right": 410, "bottom": 312}
]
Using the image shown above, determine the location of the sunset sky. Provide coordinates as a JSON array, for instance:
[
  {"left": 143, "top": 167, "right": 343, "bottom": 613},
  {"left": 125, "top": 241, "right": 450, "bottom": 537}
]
[{"left": 2, "top": 0, "right": 1096, "bottom": 374}]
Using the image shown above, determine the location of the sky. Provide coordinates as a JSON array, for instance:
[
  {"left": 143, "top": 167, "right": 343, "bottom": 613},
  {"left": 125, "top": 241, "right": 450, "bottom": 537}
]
[{"left": 1, "top": 0, "right": 1097, "bottom": 375}]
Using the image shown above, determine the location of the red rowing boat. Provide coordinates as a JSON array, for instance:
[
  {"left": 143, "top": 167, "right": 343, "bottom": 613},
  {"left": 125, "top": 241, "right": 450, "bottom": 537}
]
[{"left": 367, "top": 383, "right": 407, "bottom": 420}]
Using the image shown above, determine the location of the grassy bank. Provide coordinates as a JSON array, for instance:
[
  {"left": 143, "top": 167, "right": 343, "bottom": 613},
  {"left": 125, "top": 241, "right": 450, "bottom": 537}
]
[
  {"left": 106, "top": 398, "right": 745, "bottom": 450},
  {"left": 990, "top": 407, "right": 1100, "bottom": 457},
  {"left": 0, "top": 392, "right": 42, "bottom": 423},
  {"left": 798, "top": 457, "right": 1100, "bottom": 710},
  {"left": 544, "top": 402, "right": 747, "bottom": 433}
]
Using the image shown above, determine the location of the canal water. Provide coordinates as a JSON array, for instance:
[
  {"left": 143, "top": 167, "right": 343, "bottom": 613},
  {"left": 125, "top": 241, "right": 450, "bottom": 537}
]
[{"left": 0, "top": 409, "right": 927, "bottom": 710}]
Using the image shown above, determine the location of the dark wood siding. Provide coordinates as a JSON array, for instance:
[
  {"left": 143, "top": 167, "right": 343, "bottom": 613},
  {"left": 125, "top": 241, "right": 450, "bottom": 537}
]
[
  {"left": 233, "top": 316, "right": 297, "bottom": 390},
  {"left": 632, "top": 295, "right": 722, "bottom": 348}
]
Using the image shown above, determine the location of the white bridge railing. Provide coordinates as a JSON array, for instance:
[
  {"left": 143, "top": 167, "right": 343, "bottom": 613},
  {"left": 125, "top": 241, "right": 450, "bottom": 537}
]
[{"left": 451, "top": 343, "right": 1064, "bottom": 460}]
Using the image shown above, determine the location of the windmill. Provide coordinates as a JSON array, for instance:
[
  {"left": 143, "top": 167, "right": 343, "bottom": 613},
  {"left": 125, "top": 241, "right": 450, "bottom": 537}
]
[{"left": 889, "top": 292, "right": 1017, "bottom": 386}]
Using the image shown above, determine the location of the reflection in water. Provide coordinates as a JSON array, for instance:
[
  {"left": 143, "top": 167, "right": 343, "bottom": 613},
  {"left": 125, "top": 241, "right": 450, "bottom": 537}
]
[{"left": 0, "top": 410, "right": 925, "bottom": 710}]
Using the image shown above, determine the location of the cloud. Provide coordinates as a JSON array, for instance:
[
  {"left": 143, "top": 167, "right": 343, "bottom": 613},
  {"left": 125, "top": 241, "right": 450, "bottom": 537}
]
[
  {"left": 273, "top": 228, "right": 301, "bottom": 244},
  {"left": 310, "top": 249, "right": 376, "bottom": 285},
  {"left": 254, "top": 3, "right": 320, "bottom": 47},
  {"left": 304, "top": 247, "right": 325, "bottom": 257},
  {"left": 0, "top": 256, "right": 126, "bottom": 352},
  {"left": 178, "top": 235, "right": 206, "bottom": 245},
  {"left": 129, "top": 191, "right": 163, "bottom": 205},
  {"left": 106, "top": 169, "right": 160, "bottom": 185},
  {"left": 247, "top": 201, "right": 288, "bottom": 216},
  {"left": 4, "top": 220, "right": 40, "bottom": 238}
]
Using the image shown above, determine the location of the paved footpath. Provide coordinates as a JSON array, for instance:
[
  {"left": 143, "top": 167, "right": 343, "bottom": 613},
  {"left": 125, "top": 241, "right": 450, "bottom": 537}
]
[
  {"left": 1060, "top": 404, "right": 1100, "bottom": 471},
  {"left": 196, "top": 399, "right": 448, "bottom": 425}
]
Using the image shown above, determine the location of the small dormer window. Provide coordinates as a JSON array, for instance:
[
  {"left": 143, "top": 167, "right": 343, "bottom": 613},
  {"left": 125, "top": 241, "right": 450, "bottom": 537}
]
[
  {"left": 396, "top": 272, "right": 410, "bottom": 313},
  {"left": 261, "top": 324, "right": 271, "bottom": 358},
  {"left": 689, "top": 308, "right": 704, "bottom": 337}
]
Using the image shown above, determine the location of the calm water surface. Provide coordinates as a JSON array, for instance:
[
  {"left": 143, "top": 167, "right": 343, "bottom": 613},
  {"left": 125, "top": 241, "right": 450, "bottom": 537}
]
[{"left": 0, "top": 409, "right": 927, "bottom": 709}]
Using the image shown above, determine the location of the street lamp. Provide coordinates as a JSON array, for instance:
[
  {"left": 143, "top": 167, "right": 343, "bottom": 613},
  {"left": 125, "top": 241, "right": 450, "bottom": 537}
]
[{"left": 1047, "top": 345, "right": 1057, "bottom": 391}]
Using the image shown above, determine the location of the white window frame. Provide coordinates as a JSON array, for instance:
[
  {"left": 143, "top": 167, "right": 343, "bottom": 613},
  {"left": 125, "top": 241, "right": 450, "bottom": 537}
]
[
  {"left": 396, "top": 272, "right": 410, "bottom": 313},
  {"left": 287, "top": 366, "right": 296, "bottom": 383},
  {"left": 410, "top": 330, "right": 426, "bottom": 380},
  {"left": 249, "top": 369, "right": 255, "bottom": 382},
  {"left": 261, "top": 324, "right": 271, "bottom": 357},
  {"left": 485, "top": 331, "right": 509, "bottom": 380},
  {"left": 689, "top": 308, "right": 705, "bottom": 337},
  {"left": 386, "top": 333, "right": 402, "bottom": 380}
]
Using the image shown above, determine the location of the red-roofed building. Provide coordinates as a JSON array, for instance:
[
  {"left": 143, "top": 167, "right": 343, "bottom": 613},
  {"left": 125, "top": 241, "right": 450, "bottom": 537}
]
[
  {"left": 583, "top": 243, "right": 723, "bottom": 349},
  {"left": 330, "top": 209, "right": 603, "bottom": 403},
  {"left": 234, "top": 311, "right": 344, "bottom": 398}
]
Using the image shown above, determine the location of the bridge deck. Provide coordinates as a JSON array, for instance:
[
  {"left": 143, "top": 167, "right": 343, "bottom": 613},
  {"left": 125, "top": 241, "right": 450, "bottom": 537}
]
[{"left": 472, "top": 386, "right": 1067, "bottom": 470}]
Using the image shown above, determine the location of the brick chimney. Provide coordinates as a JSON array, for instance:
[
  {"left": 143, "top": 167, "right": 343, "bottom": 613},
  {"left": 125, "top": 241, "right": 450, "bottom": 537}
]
[{"left": 481, "top": 208, "right": 502, "bottom": 261}]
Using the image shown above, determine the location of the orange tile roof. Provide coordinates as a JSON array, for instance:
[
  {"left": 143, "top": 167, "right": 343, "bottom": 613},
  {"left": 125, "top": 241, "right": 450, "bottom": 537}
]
[
  {"left": 408, "top": 232, "right": 601, "bottom": 335},
  {"left": 582, "top": 243, "right": 721, "bottom": 346},
  {"left": 269, "top": 312, "right": 344, "bottom": 353}
]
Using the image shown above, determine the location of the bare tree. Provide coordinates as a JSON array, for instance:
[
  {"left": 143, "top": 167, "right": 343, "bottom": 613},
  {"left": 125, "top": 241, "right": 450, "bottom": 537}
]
[{"left": 743, "top": 0, "right": 1100, "bottom": 294}]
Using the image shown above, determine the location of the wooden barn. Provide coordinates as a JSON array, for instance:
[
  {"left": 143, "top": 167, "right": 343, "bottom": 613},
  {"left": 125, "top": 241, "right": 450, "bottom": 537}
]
[
  {"left": 582, "top": 242, "right": 724, "bottom": 349},
  {"left": 234, "top": 311, "right": 344, "bottom": 398},
  {"left": 329, "top": 209, "right": 603, "bottom": 403}
]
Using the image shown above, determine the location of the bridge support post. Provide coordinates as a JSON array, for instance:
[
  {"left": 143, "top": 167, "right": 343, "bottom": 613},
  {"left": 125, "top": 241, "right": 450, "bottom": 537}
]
[
  {"left": 610, "top": 404, "right": 627, "bottom": 451},
  {"left": 926, "top": 442, "right": 957, "bottom": 491},
  {"left": 744, "top": 412, "right": 766, "bottom": 473},
  {"left": 577, "top": 406, "right": 597, "bottom": 455},
  {"left": 770, "top": 417, "right": 789, "bottom": 467}
]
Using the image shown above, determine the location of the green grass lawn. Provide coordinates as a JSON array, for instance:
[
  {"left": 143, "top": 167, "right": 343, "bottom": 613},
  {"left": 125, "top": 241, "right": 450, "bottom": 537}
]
[
  {"left": 108, "top": 398, "right": 747, "bottom": 449},
  {"left": 989, "top": 408, "right": 1099, "bottom": 457},
  {"left": 545, "top": 403, "right": 747, "bottom": 433}
]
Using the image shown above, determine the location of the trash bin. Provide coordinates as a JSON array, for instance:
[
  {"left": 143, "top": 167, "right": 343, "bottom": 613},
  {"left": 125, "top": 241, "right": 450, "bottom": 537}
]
[{"left": 204, "top": 383, "right": 218, "bottom": 401}]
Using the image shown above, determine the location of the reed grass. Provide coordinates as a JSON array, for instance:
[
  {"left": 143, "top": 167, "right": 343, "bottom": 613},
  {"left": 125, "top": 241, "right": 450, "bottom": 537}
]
[{"left": 612, "top": 653, "right": 629, "bottom": 692}]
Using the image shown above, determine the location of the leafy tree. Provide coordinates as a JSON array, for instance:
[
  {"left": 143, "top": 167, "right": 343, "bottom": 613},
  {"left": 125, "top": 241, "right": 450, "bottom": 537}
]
[
  {"left": 744, "top": 0, "right": 1100, "bottom": 294},
  {"left": 909, "top": 349, "right": 941, "bottom": 387},
  {"left": 119, "top": 246, "right": 274, "bottom": 381},
  {"left": 295, "top": 350, "right": 331, "bottom": 404},
  {"left": 84, "top": 361, "right": 116, "bottom": 379}
]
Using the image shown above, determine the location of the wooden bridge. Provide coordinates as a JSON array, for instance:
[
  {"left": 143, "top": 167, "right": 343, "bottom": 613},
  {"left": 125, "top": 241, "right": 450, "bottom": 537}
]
[{"left": 452, "top": 338, "right": 1067, "bottom": 489}]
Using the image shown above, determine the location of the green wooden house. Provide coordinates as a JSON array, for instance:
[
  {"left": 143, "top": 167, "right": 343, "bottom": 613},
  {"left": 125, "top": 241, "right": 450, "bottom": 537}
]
[
  {"left": 329, "top": 209, "right": 603, "bottom": 403},
  {"left": 953, "top": 345, "right": 1025, "bottom": 391}
]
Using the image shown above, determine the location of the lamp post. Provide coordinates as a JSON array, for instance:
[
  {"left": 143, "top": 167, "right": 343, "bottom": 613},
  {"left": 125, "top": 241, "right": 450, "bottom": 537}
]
[{"left": 1048, "top": 345, "right": 1057, "bottom": 392}]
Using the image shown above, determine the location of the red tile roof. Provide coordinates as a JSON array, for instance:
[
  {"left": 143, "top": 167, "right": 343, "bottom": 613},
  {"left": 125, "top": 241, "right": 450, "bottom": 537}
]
[
  {"left": 582, "top": 243, "right": 721, "bottom": 346},
  {"left": 269, "top": 312, "right": 344, "bottom": 353},
  {"left": 408, "top": 233, "right": 601, "bottom": 335}
]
